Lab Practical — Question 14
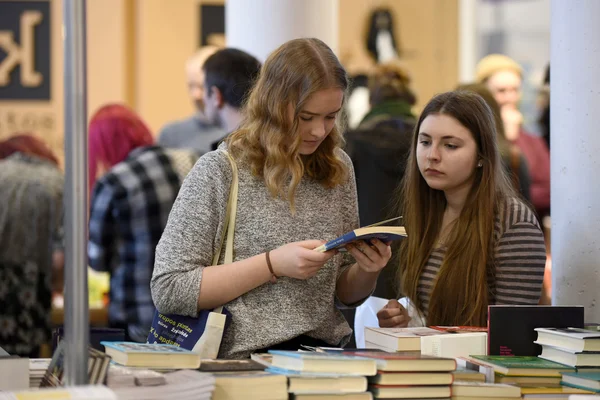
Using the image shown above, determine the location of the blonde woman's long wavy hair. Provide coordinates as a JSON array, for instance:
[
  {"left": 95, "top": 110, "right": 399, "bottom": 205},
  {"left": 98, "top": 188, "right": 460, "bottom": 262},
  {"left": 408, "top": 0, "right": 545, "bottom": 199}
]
[
  {"left": 226, "top": 38, "right": 349, "bottom": 210},
  {"left": 398, "top": 90, "right": 517, "bottom": 326}
]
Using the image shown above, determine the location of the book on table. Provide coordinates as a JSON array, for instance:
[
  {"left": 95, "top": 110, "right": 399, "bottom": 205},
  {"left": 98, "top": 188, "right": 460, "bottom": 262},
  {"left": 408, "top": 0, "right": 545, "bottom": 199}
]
[
  {"left": 451, "top": 366, "right": 486, "bottom": 383},
  {"left": 342, "top": 351, "right": 456, "bottom": 372},
  {"left": 211, "top": 371, "right": 288, "bottom": 400},
  {"left": 538, "top": 344, "right": 600, "bottom": 367},
  {"left": 519, "top": 385, "right": 595, "bottom": 396},
  {"left": 267, "top": 350, "right": 377, "bottom": 376},
  {"left": 451, "top": 381, "right": 521, "bottom": 398},
  {"left": 487, "top": 305, "right": 584, "bottom": 356},
  {"left": 101, "top": 341, "right": 201, "bottom": 369},
  {"left": 363, "top": 327, "right": 448, "bottom": 352},
  {"left": 468, "top": 355, "right": 575, "bottom": 377},
  {"left": 265, "top": 366, "right": 368, "bottom": 394},
  {"left": 368, "top": 371, "right": 454, "bottom": 386},
  {"left": 561, "top": 371, "right": 600, "bottom": 392},
  {"left": 535, "top": 327, "right": 600, "bottom": 352},
  {"left": 367, "top": 384, "right": 451, "bottom": 399},
  {"left": 314, "top": 217, "right": 406, "bottom": 252},
  {"left": 290, "top": 394, "right": 373, "bottom": 400}
]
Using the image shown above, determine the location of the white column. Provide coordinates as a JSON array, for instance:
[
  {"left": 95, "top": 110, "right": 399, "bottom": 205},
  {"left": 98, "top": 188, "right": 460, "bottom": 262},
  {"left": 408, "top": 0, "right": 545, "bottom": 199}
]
[
  {"left": 458, "top": 0, "right": 478, "bottom": 83},
  {"left": 551, "top": 0, "right": 600, "bottom": 322},
  {"left": 226, "top": 0, "right": 339, "bottom": 62}
]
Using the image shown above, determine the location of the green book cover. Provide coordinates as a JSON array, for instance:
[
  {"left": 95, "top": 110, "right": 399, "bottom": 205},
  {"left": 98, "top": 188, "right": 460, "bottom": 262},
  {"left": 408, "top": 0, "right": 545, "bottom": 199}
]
[{"left": 471, "top": 355, "right": 573, "bottom": 369}]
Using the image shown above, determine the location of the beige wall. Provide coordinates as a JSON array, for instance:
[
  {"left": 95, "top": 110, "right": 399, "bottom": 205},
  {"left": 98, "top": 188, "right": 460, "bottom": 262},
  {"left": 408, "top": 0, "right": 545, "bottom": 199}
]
[
  {"left": 0, "top": 0, "right": 458, "bottom": 163},
  {"left": 339, "top": 0, "right": 459, "bottom": 112},
  {"left": 87, "top": 0, "right": 130, "bottom": 117},
  {"left": 134, "top": 0, "right": 204, "bottom": 134}
]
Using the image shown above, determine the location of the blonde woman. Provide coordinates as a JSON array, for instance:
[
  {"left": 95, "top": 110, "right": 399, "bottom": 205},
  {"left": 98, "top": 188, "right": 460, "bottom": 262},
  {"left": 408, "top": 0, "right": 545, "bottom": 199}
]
[
  {"left": 152, "top": 38, "right": 391, "bottom": 359},
  {"left": 377, "top": 91, "right": 546, "bottom": 329}
]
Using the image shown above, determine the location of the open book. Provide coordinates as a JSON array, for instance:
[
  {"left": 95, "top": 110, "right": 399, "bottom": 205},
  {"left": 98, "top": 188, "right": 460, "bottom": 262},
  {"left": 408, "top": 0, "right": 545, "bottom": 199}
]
[{"left": 314, "top": 217, "right": 406, "bottom": 252}]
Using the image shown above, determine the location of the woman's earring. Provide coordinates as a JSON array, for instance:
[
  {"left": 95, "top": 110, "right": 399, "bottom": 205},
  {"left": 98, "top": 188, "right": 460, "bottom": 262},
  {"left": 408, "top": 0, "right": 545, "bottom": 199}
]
[{"left": 477, "top": 161, "right": 483, "bottom": 168}]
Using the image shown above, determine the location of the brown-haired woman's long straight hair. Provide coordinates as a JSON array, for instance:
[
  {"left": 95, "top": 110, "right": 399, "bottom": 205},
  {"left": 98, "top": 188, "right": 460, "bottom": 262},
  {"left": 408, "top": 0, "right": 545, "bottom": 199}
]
[
  {"left": 398, "top": 90, "right": 517, "bottom": 326},
  {"left": 226, "top": 38, "right": 349, "bottom": 210}
]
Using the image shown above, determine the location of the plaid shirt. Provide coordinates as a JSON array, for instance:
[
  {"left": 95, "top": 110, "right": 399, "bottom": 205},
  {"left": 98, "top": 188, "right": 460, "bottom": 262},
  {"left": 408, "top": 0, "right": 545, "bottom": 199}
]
[{"left": 88, "top": 146, "right": 197, "bottom": 341}]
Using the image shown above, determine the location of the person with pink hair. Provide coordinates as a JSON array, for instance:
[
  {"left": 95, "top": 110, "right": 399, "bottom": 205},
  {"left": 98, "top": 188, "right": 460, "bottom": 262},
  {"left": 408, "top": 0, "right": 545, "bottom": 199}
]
[
  {"left": 88, "top": 104, "right": 199, "bottom": 342},
  {"left": 0, "top": 134, "right": 63, "bottom": 356}
]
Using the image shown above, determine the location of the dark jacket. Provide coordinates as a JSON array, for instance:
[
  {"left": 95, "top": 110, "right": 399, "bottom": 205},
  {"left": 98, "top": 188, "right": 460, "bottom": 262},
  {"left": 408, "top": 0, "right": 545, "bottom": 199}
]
[{"left": 345, "top": 100, "right": 415, "bottom": 299}]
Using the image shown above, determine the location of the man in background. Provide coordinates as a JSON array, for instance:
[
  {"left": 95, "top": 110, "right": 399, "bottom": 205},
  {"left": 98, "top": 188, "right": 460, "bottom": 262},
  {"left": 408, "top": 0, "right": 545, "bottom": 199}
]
[
  {"left": 201, "top": 48, "right": 262, "bottom": 150},
  {"left": 158, "top": 46, "right": 225, "bottom": 154}
]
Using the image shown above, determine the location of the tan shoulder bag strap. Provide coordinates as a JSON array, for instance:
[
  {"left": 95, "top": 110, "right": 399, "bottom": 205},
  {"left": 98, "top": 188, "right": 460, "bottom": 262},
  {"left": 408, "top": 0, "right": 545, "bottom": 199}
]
[
  {"left": 211, "top": 150, "right": 239, "bottom": 267},
  {"left": 211, "top": 150, "right": 238, "bottom": 314}
]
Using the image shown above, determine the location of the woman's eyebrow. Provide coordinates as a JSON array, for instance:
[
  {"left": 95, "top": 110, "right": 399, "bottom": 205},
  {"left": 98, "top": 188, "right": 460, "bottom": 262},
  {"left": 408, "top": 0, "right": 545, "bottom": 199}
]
[{"left": 300, "top": 107, "right": 342, "bottom": 116}]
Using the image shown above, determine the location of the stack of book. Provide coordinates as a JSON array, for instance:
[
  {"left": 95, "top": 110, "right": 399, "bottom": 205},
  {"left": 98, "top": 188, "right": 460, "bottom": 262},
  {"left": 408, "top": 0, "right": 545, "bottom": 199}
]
[
  {"left": 200, "top": 358, "right": 287, "bottom": 400},
  {"left": 536, "top": 328, "right": 600, "bottom": 370},
  {"left": 534, "top": 327, "right": 600, "bottom": 394},
  {"left": 346, "top": 351, "right": 456, "bottom": 399},
  {"left": 112, "top": 369, "right": 216, "bottom": 400},
  {"left": 464, "top": 355, "right": 594, "bottom": 398},
  {"left": 29, "top": 358, "right": 50, "bottom": 388},
  {"left": 251, "top": 350, "right": 374, "bottom": 399}
]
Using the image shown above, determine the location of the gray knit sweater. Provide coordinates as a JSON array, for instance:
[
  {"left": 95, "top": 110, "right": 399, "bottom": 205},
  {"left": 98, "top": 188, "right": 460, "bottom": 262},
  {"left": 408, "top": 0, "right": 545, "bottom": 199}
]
[{"left": 151, "top": 147, "right": 359, "bottom": 359}]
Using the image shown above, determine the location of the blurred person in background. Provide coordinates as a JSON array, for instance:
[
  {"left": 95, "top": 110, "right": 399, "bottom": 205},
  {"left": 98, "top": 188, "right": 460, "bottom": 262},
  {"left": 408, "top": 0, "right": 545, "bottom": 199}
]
[
  {"left": 457, "top": 83, "right": 531, "bottom": 202},
  {"left": 158, "top": 46, "right": 225, "bottom": 154},
  {"left": 88, "top": 104, "right": 199, "bottom": 342},
  {"left": 538, "top": 65, "right": 550, "bottom": 150},
  {"left": 0, "top": 134, "right": 64, "bottom": 357},
  {"left": 345, "top": 61, "right": 416, "bottom": 300},
  {"left": 201, "top": 48, "right": 262, "bottom": 150},
  {"left": 476, "top": 54, "right": 550, "bottom": 219}
]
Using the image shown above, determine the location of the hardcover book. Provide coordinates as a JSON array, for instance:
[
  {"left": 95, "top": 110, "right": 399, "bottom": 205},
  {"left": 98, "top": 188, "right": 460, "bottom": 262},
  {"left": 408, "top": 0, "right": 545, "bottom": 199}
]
[
  {"left": 101, "top": 341, "right": 201, "bottom": 369},
  {"left": 487, "top": 305, "right": 584, "bottom": 356},
  {"left": 535, "top": 327, "right": 600, "bottom": 352}
]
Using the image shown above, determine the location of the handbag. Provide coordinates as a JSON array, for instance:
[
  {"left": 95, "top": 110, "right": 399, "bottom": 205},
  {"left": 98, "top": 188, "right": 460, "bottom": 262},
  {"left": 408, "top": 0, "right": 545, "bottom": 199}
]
[{"left": 147, "top": 150, "right": 239, "bottom": 359}]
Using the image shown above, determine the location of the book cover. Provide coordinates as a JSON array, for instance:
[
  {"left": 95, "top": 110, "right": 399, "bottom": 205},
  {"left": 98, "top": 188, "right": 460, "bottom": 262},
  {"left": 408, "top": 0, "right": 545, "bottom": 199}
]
[
  {"left": 314, "top": 217, "right": 406, "bottom": 252},
  {"left": 487, "top": 305, "right": 584, "bottom": 356},
  {"left": 268, "top": 350, "right": 378, "bottom": 376},
  {"left": 535, "top": 327, "right": 600, "bottom": 352}
]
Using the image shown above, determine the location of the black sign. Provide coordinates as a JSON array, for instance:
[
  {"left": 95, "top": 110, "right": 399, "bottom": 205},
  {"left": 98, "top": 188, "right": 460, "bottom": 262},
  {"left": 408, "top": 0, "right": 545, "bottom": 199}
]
[
  {"left": 0, "top": 1, "right": 51, "bottom": 100},
  {"left": 199, "top": 4, "right": 224, "bottom": 47}
]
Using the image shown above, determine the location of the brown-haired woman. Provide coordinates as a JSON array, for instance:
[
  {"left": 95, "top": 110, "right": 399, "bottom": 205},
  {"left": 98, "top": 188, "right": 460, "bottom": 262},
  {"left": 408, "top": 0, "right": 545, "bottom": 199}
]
[
  {"left": 377, "top": 91, "right": 546, "bottom": 328},
  {"left": 152, "top": 38, "right": 391, "bottom": 358}
]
